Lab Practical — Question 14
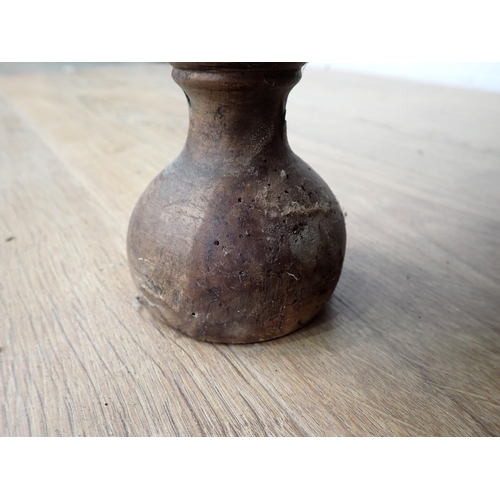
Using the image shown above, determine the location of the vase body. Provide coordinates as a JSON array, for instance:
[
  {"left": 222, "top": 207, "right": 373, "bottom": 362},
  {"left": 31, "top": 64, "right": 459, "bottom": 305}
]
[{"left": 127, "top": 63, "right": 346, "bottom": 343}]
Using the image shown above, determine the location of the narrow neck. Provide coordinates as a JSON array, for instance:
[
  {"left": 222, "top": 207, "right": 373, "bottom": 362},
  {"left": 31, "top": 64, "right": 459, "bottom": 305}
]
[{"left": 171, "top": 63, "right": 304, "bottom": 161}]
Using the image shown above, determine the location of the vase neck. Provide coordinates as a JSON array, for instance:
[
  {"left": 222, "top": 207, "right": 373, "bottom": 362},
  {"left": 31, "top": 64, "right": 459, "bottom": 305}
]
[{"left": 171, "top": 63, "right": 305, "bottom": 160}]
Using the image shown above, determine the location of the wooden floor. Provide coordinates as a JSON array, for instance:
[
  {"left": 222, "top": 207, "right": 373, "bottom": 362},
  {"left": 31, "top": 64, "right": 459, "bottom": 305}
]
[{"left": 1, "top": 63, "right": 499, "bottom": 436}]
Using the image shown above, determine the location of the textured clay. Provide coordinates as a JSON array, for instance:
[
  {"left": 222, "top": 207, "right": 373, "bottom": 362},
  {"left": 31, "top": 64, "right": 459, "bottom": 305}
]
[{"left": 127, "top": 63, "right": 346, "bottom": 343}]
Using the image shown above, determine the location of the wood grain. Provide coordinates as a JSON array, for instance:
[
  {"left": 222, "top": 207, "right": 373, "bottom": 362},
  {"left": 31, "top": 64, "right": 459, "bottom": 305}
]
[{"left": 1, "top": 63, "right": 499, "bottom": 436}]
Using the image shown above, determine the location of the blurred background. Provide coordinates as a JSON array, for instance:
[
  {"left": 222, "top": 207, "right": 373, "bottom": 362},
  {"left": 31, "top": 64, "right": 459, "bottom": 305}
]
[
  {"left": 309, "top": 62, "right": 500, "bottom": 93},
  {"left": 1, "top": 62, "right": 500, "bottom": 93}
]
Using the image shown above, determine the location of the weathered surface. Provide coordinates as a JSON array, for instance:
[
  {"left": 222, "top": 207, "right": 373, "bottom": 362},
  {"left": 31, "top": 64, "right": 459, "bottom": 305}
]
[
  {"left": 127, "top": 63, "right": 346, "bottom": 342},
  {"left": 1, "top": 63, "right": 500, "bottom": 436}
]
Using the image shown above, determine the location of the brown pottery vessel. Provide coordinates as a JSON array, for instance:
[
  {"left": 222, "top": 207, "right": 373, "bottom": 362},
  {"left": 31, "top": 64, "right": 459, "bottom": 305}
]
[{"left": 127, "top": 62, "right": 346, "bottom": 343}]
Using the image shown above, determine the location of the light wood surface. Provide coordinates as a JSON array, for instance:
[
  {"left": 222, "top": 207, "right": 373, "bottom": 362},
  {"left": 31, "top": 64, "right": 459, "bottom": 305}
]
[{"left": 1, "top": 63, "right": 499, "bottom": 436}]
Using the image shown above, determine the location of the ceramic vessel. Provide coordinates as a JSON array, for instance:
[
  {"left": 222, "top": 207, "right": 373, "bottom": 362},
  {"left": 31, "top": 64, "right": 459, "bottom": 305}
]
[{"left": 127, "top": 62, "right": 346, "bottom": 343}]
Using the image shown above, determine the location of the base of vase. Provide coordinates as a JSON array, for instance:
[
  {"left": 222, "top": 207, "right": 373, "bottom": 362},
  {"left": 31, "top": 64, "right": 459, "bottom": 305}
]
[{"left": 137, "top": 290, "right": 326, "bottom": 344}]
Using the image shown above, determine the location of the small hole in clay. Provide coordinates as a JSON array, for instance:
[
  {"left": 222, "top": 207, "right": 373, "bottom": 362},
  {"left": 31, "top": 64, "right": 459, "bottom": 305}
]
[
  {"left": 238, "top": 198, "right": 242, "bottom": 202},
  {"left": 214, "top": 240, "right": 219, "bottom": 246},
  {"left": 284, "top": 190, "right": 289, "bottom": 194},
  {"left": 267, "top": 183, "right": 271, "bottom": 187},
  {"left": 192, "top": 312, "right": 197, "bottom": 316}
]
